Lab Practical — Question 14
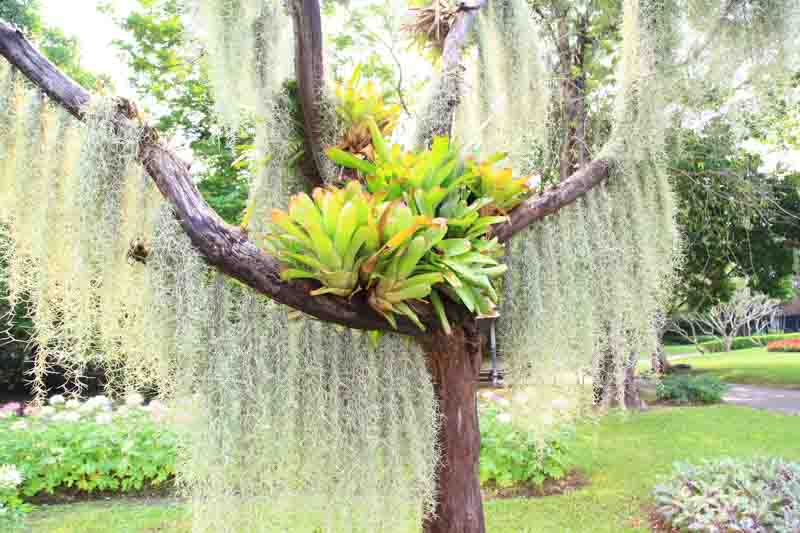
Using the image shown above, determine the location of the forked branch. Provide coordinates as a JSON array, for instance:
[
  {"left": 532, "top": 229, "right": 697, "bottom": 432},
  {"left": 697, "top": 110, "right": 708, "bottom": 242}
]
[
  {"left": 0, "top": 17, "right": 613, "bottom": 333},
  {"left": 0, "top": 19, "right": 438, "bottom": 335},
  {"left": 290, "top": 0, "right": 327, "bottom": 188}
]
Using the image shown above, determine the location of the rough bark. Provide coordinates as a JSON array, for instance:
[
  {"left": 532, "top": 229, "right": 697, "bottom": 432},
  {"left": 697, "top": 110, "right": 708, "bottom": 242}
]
[
  {"left": 422, "top": 324, "right": 486, "bottom": 533},
  {"left": 493, "top": 158, "right": 612, "bottom": 242},
  {"left": 414, "top": 0, "right": 488, "bottom": 146},
  {"left": 290, "top": 0, "right": 326, "bottom": 187},
  {"left": 593, "top": 348, "right": 644, "bottom": 409},
  {"left": 557, "top": 14, "right": 590, "bottom": 181},
  {"left": 0, "top": 20, "right": 439, "bottom": 335}
]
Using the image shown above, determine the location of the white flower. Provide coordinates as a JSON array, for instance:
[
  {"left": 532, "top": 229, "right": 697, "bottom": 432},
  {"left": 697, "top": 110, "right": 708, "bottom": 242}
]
[
  {"left": 10, "top": 420, "right": 27, "bottom": 431},
  {"left": 65, "top": 399, "right": 81, "bottom": 410},
  {"left": 0, "top": 465, "right": 23, "bottom": 489},
  {"left": 495, "top": 397, "right": 511, "bottom": 407},
  {"left": 53, "top": 411, "right": 81, "bottom": 423},
  {"left": 48, "top": 394, "right": 66, "bottom": 406},
  {"left": 0, "top": 411, "right": 12, "bottom": 420},
  {"left": 95, "top": 413, "right": 113, "bottom": 425},
  {"left": 496, "top": 413, "right": 512, "bottom": 424},
  {"left": 551, "top": 398, "right": 570, "bottom": 410},
  {"left": 80, "top": 395, "right": 112, "bottom": 413},
  {"left": 38, "top": 406, "right": 55, "bottom": 418},
  {"left": 512, "top": 392, "right": 529, "bottom": 404},
  {"left": 125, "top": 393, "right": 145, "bottom": 407}
]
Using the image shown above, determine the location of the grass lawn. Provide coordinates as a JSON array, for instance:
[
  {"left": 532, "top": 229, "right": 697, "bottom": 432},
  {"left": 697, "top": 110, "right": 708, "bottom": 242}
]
[
  {"left": 672, "top": 347, "right": 800, "bottom": 388},
  {"left": 24, "top": 405, "right": 800, "bottom": 532},
  {"left": 662, "top": 344, "right": 698, "bottom": 357}
]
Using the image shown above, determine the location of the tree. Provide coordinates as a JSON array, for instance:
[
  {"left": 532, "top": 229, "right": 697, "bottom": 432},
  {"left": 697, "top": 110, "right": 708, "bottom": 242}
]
[
  {"left": 669, "top": 114, "right": 800, "bottom": 313},
  {"left": 0, "top": 0, "right": 793, "bottom": 531},
  {"left": 677, "top": 288, "right": 779, "bottom": 352},
  {"left": 0, "top": 0, "right": 105, "bottom": 90},
  {"left": 104, "top": 0, "right": 250, "bottom": 223}
]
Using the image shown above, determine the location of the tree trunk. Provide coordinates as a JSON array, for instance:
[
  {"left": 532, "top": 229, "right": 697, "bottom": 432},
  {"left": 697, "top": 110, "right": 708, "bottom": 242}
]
[
  {"left": 421, "top": 323, "right": 486, "bottom": 533},
  {"left": 593, "top": 348, "right": 644, "bottom": 409}
]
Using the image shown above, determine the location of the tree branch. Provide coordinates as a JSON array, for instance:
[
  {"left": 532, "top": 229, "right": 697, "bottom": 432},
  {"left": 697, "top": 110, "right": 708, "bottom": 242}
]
[
  {"left": 493, "top": 158, "right": 612, "bottom": 243},
  {"left": 290, "top": 0, "right": 326, "bottom": 188},
  {"left": 0, "top": 19, "right": 455, "bottom": 336},
  {"left": 414, "top": 0, "right": 488, "bottom": 146}
]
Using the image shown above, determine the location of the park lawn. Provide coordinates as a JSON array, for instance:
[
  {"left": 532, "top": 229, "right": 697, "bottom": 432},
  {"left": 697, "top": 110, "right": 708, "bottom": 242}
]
[
  {"left": 24, "top": 405, "right": 800, "bottom": 533},
  {"left": 672, "top": 347, "right": 800, "bottom": 388},
  {"left": 663, "top": 344, "right": 698, "bottom": 357},
  {"left": 23, "top": 498, "right": 189, "bottom": 533}
]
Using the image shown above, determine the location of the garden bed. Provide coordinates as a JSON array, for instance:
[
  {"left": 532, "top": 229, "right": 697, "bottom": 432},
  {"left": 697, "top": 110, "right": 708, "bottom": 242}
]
[{"left": 482, "top": 469, "right": 589, "bottom": 500}]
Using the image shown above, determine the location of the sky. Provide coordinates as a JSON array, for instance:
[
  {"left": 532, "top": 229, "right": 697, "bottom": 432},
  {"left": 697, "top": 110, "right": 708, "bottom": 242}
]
[{"left": 40, "top": 0, "right": 136, "bottom": 96}]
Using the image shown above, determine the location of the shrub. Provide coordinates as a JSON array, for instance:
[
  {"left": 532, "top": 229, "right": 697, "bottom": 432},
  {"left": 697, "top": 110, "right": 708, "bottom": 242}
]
[
  {"left": 478, "top": 401, "right": 573, "bottom": 488},
  {"left": 654, "top": 457, "right": 800, "bottom": 532},
  {"left": 696, "top": 333, "right": 800, "bottom": 353},
  {"left": 656, "top": 374, "right": 727, "bottom": 404},
  {"left": 0, "top": 463, "right": 27, "bottom": 530},
  {"left": 0, "top": 394, "right": 176, "bottom": 499},
  {"left": 767, "top": 338, "right": 800, "bottom": 352}
]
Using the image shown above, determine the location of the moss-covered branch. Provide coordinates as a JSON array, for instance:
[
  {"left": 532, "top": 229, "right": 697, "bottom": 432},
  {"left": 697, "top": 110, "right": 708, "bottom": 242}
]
[
  {"left": 290, "top": 0, "right": 327, "bottom": 187},
  {"left": 0, "top": 19, "right": 449, "bottom": 335},
  {"left": 414, "top": 0, "right": 488, "bottom": 147}
]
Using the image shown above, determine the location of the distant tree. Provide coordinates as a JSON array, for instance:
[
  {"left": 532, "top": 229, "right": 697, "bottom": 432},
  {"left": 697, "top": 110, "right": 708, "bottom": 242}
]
[{"left": 104, "top": 0, "right": 250, "bottom": 223}]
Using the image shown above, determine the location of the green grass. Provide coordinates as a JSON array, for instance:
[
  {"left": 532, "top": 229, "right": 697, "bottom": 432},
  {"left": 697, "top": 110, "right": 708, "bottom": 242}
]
[
  {"left": 663, "top": 344, "right": 698, "bottom": 356},
  {"left": 23, "top": 406, "right": 800, "bottom": 532},
  {"left": 672, "top": 347, "right": 800, "bottom": 388},
  {"left": 23, "top": 498, "right": 188, "bottom": 533}
]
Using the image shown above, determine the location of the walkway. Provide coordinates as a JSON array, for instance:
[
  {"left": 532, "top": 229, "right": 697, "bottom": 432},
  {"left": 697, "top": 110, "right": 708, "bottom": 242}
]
[{"left": 723, "top": 384, "right": 800, "bottom": 415}]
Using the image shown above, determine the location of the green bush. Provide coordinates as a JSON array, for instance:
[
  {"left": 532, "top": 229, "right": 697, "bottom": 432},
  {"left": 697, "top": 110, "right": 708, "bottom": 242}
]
[
  {"left": 0, "top": 394, "right": 176, "bottom": 500},
  {"left": 478, "top": 403, "right": 573, "bottom": 488},
  {"left": 656, "top": 374, "right": 727, "bottom": 404},
  {"left": 654, "top": 457, "right": 800, "bottom": 532},
  {"left": 696, "top": 333, "right": 800, "bottom": 353},
  {"left": 0, "top": 463, "right": 27, "bottom": 530}
]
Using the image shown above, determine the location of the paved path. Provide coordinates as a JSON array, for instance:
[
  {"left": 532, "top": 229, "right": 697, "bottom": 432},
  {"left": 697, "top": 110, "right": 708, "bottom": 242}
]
[{"left": 723, "top": 384, "right": 800, "bottom": 415}]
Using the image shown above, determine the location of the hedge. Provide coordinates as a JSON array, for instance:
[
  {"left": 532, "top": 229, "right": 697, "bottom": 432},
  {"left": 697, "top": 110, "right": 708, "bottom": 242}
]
[{"left": 696, "top": 333, "right": 800, "bottom": 353}]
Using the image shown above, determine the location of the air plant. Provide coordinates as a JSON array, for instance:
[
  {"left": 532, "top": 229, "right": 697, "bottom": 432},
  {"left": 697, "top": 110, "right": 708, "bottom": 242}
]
[
  {"left": 465, "top": 153, "right": 535, "bottom": 213},
  {"left": 326, "top": 120, "right": 523, "bottom": 328},
  {"left": 404, "top": 0, "right": 458, "bottom": 55},
  {"left": 333, "top": 66, "right": 401, "bottom": 162}
]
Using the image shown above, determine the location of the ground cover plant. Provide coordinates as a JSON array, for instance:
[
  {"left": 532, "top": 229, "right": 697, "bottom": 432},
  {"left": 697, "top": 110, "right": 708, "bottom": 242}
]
[
  {"left": 653, "top": 457, "right": 800, "bottom": 532},
  {"left": 0, "top": 463, "right": 26, "bottom": 530},
  {"left": 478, "top": 392, "right": 573, "bottom": 490},
  {"left": 0, "top": 395, "right": 175, "bottom": 504},
  {"left": 671, "top": 347, "right": 800, "bottom": 389},
  {"left": 20, "top": 405, "right": 800, "bottom": 533},
  {"left": 655, "top": 374, "right": 727, "bottom": 404}
]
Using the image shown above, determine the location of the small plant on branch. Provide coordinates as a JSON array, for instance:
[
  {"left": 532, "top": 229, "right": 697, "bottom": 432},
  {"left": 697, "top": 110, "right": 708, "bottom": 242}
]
[
  {"left": 404, "top": 0, "right": 459, "bottom": 55},
  {"left": 333, "top": 65, "right": 401, "bottom": 163},
  {"left": 282, "top": 120, "right": 536, "bottom": 330}
]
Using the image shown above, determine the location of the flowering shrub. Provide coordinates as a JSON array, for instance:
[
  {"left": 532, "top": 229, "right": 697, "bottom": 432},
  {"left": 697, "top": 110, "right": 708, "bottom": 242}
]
[
  {"left": 767, "top": 338, "right": 800, "bottom": 352},
  {"left": 654, "top": 457, "right": 800, "bottom": 532},
  {"left": 0, "top": 394, "right": 176, "bottom": 499},
  {"left": 0, "top": 463, "right": 27, "bottom": 530},
  {"left": 478, "top": 393, "right": 573, "bottom": 488}
]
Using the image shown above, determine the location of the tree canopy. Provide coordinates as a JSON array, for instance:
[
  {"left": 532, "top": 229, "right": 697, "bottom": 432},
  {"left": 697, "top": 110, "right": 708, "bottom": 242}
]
[{"left": 0, "top": 1, "right": 797, "bottom": 532}]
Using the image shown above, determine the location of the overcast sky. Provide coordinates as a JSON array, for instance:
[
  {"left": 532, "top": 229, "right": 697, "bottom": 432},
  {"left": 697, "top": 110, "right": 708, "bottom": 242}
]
[{"left": 40, "top": 0, "right": 136, "bottom": 95}]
